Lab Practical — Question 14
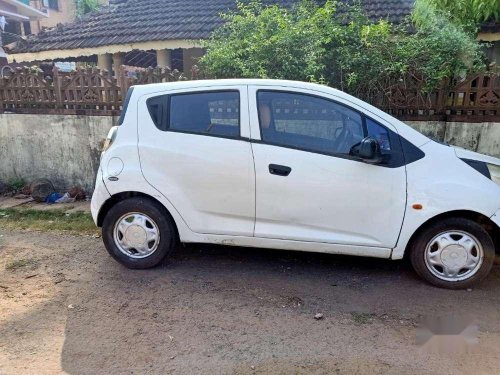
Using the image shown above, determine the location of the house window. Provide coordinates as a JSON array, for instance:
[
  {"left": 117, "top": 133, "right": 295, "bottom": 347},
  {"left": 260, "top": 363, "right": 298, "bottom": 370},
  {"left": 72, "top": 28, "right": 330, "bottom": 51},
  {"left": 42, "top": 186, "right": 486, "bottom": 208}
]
[
  {"left": 43, "top": 0, "right": 59, "bottom": 11},
  {"left": 23, "top": 21, "right": 32, "bottom": 36}
]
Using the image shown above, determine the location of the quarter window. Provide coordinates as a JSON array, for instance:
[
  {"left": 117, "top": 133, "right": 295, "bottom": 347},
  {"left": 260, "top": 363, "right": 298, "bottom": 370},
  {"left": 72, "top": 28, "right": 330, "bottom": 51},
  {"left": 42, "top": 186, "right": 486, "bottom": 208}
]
[
  {"left": 147, "top": 91, "right": 240, "bottom": 138},
  {"left": 257, "top": 91, "right": 364, "bottom": 155},
  {"left": 43, "top": 0, "right": 59, "bottom": 10}
]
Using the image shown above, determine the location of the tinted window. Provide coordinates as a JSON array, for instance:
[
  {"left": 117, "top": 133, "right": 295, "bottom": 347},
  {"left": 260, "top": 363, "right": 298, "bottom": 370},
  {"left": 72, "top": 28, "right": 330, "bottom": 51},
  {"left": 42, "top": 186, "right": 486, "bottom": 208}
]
[
  {"left": 146, "top": 94, "right": 168, "bottom": 130},
  {"left": 366, "top": 118, "right": 391, "bottom": 151},
  {"left": 118, "top": 87, "right": 135, "bottom": 126},
  {"left": 170, "top": 91, "right": 240, "bottom": 137},
  {"left": 147, "top": 91, "right": 240, "bottom": 138},
  {"left": 257, "top": 91, "right": 364, "bottom": 155}
]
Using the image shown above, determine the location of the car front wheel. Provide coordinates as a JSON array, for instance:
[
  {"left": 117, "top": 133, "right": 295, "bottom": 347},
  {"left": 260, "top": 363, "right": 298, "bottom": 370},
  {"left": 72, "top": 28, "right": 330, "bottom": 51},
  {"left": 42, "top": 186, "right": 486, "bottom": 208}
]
[
  {"left": 410, "top": 217, "right": 495, "bottom": 289},
  {"left": 102, "top": 197, "right": 176, "bottom": 269}
]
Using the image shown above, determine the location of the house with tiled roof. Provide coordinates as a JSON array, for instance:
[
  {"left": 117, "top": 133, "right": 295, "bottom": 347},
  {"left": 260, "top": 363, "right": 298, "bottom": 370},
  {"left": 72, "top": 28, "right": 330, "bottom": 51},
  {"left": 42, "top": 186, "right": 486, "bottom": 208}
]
[
  {"left": 0, "top": 0, "right": 47, "bottom": 64},
  {"left": 8, "top": 0, "right": 494, "bottom": 75}
]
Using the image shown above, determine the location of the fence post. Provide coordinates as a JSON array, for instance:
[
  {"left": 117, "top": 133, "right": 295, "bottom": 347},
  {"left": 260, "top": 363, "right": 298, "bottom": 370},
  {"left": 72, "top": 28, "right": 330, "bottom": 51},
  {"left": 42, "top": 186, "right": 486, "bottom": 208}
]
[
  {"left": 0, "top": 75, "right": 4, "bottom": 114},
  {"left": 52, "top": 66, "right": 63, "bottom": 110},
  {"left": 117, "top": 66, "right": 128, "bottom": 100}
]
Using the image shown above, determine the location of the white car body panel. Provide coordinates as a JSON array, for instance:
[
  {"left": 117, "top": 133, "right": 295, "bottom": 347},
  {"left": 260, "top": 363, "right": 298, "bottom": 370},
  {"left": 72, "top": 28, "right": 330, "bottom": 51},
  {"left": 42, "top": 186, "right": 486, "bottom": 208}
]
[
  {"left": 90, "top": 79, "right": 500, "bottom": 260},
  {"left": 247, "top": 85, "right": 407, "bottom": 248},
  {"left": 492, "top": 209, "right": 500, "bottom": 228},
  {"left": 91, "top": 166, "right": 110, "bottom": 224},
  {"left": 392, "top": 141, "right": 500, "bottom": 259},
  {"left": 137, "top": 86, "right": 255, "bottom": 236},
  {"left": 453, "top": 146, "right": 500, "bottom": 165},
  {"left": 250, "top": 143, "right": 406, "bottom": 247}
]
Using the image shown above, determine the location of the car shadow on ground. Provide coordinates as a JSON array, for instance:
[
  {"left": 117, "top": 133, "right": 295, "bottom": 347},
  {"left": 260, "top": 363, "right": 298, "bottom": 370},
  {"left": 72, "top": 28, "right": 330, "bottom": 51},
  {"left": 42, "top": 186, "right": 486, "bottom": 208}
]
[{"left": 55, "top": 241, "right": 500, "bottom": 374}]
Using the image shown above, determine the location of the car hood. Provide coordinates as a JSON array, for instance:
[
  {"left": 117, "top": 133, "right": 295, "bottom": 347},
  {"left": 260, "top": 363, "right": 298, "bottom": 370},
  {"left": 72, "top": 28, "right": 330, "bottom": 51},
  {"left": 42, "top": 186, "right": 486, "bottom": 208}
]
[{"left": 453, "top": 146, "right": 500, "bottom": 166}]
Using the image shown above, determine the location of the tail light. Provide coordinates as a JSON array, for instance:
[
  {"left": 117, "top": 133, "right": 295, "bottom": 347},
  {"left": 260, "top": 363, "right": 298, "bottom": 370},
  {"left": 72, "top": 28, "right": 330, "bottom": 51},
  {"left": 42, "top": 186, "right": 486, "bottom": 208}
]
[{"left": 102, "top": 126, "right": 118, "bottom": 153}]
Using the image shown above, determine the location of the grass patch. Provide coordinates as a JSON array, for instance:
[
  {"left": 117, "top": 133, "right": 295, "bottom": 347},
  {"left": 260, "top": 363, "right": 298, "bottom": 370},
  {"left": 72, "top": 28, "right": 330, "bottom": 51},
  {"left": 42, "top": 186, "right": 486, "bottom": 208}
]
[
  {"left": 5, "top": 258, "right": 38, "bottom": 271},
  {"left": 0, "top": 208, "right": 98, "bottom": 235},
  {"left": 351, "top": 312, "right": 374, "bottom": 325}
]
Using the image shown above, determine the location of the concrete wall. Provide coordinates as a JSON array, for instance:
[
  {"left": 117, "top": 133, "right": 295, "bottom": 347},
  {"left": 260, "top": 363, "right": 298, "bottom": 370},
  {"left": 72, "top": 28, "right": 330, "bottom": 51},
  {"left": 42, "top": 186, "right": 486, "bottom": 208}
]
[
  {"left": 0, "top": 114, "right": 117, "bottom": 192},
  {"left": 406, "top": 121, "right": 500, "bottom": 159},
  {"left": 0, "top": 114, "right": 498, "bottom": 193}
]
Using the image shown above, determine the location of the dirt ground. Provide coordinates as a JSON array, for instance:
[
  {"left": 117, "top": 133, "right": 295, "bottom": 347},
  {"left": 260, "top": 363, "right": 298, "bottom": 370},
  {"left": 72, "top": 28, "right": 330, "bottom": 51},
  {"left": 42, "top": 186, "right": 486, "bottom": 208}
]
[{"left": 1, "top": 228, "right": 500, "bottom": 375}]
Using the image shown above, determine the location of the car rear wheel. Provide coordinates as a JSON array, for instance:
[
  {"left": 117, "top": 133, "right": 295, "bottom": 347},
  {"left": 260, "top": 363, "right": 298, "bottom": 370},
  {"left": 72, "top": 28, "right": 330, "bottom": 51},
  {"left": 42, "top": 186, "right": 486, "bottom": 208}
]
[
  {"left": 410, "top": 217, "right": 495, "bottom": 289},
  {"left": 102, "top": 197, "right": 176, "bottom": 269}
]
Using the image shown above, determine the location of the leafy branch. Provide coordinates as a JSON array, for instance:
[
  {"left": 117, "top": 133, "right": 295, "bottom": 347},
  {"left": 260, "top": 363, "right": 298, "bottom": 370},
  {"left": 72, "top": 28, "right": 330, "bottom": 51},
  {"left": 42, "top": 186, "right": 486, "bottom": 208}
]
[
  {"left": 74, "top": 0, "right": 101, "bottom": 17},
  {"left": 200, "top": 0, "right": 487, "bottom": 100}
]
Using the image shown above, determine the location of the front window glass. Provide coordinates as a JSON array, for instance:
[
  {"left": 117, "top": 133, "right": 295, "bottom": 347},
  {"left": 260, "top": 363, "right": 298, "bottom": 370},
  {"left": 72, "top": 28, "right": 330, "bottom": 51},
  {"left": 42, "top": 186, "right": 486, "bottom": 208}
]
[{"left": 257, "top": 91, "right": 364, "bottom": 155}]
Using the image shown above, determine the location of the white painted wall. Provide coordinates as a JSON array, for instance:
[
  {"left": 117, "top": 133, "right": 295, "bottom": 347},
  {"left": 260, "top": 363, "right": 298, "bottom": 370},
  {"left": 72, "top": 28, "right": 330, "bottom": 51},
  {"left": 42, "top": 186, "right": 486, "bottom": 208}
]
[
  {"left": 406, "top": 121, "right": 500, "bottom": 158},
  {"left": 0, "top": 114, "right": 498, "bottom": 192},
  {"left": 0, "top": 114, "right": 117, "bottom": 192}
]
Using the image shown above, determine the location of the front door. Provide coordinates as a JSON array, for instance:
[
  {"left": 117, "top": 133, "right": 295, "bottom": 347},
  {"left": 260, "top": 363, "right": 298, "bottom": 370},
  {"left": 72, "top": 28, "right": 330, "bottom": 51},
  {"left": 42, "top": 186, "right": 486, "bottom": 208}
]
[
  {"left": 249, "top": 87, "right": 407, "bottom": 249},
  {"left": 138, "top": 86, "right": 255, "bottom": 236}
]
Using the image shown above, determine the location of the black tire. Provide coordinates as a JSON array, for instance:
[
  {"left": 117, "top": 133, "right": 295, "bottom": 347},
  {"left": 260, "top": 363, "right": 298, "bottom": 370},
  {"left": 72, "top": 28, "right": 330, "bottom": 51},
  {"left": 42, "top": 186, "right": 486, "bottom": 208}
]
[
  {"left": 102, "top": 197, "right": 177, "bottom": 269},
  {"left": 410, "top": 217, "right": 495, "bottom": 289}
]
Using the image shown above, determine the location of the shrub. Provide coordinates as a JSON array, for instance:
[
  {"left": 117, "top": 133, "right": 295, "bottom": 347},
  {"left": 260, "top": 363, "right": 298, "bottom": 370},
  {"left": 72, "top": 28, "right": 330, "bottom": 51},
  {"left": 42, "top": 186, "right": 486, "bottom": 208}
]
[{"left": 200, "top": 0, "right": 487, "bottom": 99}]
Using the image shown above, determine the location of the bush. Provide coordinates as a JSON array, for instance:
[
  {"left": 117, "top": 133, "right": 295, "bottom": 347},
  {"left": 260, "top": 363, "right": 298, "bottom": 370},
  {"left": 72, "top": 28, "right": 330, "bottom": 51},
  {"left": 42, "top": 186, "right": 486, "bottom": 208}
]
[
  {"left": 8, "top": 177, "right": 26, "bottom": 192},
  {"left": 200, "top": 0, "right": 487, "bottom": 100}
]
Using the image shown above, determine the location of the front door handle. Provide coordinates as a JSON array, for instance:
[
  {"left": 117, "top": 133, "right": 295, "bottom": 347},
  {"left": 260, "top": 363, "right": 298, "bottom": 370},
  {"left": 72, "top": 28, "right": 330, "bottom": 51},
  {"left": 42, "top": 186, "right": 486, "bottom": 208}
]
[{"left": 269, "top": 164, "right": 292, "bottom": 177}]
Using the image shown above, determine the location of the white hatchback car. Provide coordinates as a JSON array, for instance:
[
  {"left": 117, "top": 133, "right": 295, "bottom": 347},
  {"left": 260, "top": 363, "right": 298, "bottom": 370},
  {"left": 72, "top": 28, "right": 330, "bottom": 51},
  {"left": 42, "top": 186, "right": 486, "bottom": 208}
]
[{"left": 91, "top": 79, "right": 500, "bottom": 289}]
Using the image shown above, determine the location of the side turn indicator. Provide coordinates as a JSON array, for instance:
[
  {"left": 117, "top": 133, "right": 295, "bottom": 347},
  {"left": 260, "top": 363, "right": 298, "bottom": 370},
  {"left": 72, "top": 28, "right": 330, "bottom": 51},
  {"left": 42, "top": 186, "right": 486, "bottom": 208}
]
[{"left": 412, "top": 204, "right": 423, "bottom": 210}]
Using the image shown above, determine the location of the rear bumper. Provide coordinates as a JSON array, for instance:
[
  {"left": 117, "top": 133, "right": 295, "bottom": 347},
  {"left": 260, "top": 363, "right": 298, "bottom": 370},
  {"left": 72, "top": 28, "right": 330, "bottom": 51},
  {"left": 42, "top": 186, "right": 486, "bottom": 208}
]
[{"left": 90, "top": 168, "right": 111, "bottom": 225}]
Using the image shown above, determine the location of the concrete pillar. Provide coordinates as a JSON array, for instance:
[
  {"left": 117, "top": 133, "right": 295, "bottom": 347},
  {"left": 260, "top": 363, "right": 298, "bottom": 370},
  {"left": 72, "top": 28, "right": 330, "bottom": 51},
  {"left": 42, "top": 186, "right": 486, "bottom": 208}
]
[
  {"left": 182, "top": 48, "right": 204, "bottom": 76},
  {"left": 156, "top": 49, "right": 172, "bottom": 69},
  {"left": 97, "top": 53, "right": 113, "bottom": 73},
  {"left": 112, "top": 52, "right": 124, "bottom": 76}
]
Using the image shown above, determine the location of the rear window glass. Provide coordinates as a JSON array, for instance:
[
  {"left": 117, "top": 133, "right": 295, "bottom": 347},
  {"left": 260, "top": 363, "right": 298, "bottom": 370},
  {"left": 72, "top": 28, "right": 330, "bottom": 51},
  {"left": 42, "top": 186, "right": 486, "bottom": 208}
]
[
  {"left": 118, "top": 87, "right": 134, "bottom": 126},
  {"left": 147, "top": 95, "right": 168, "bottom": 131},
  {"left": 170, "top": 91, "right": 240, "bottom": 137},
  {"left": 147, "top": 91, "right": 240, "bottom": 138}
]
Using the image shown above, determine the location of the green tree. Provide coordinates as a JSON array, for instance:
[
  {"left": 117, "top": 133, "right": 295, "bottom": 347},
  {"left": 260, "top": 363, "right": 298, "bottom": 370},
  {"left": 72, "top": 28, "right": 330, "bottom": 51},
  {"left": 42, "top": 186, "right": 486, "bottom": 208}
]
[
  {"left": 200, "top": 0, "right": 486, "bottom": 99},
  {"left": 74, "top": 0, "right": 101, "bottom": 17},
  {"left": 201, "top": 0, "right": 335, "bottom": 82},
  {"left": 413, "top": 0, "right": 500, "bottom": 31}
]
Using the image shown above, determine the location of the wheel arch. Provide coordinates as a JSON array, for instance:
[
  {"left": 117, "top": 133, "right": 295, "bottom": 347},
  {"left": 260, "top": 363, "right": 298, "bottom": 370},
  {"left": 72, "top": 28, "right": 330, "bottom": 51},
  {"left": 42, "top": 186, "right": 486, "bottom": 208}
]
[
  {"left": 403, "top": 210, "right": 500, "bottom": 259},
  {"left": 97, "top": 191, "right": 180, "bottom": 241}
]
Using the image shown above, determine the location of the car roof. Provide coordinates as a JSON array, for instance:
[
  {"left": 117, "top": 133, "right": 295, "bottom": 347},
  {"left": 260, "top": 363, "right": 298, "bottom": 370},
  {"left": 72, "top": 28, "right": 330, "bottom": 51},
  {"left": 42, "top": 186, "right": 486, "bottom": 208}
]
[{"left": 131, "top": 79, "right": 336, "bottom": 95}]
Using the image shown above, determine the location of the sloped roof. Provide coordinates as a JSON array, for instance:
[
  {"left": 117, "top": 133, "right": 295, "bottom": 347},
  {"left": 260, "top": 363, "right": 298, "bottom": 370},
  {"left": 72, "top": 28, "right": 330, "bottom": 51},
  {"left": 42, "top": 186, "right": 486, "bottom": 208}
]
[{"left": 10, "top": 0, "right": 415, "bottom": 54}]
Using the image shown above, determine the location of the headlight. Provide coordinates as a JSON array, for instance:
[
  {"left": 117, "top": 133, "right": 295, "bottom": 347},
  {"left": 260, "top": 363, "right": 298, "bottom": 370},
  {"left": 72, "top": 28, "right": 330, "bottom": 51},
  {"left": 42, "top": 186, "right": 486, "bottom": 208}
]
[{"left": 487, "top": 163, "right": 500, "bottom": 185}]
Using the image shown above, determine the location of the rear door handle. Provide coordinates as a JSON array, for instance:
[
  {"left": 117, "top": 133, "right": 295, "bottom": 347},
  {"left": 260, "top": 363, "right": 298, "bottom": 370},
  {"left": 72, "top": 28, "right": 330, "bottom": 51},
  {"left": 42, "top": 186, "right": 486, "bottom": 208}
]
[{"left": 269, "top": 164, "right": 292, "bottom": 177}]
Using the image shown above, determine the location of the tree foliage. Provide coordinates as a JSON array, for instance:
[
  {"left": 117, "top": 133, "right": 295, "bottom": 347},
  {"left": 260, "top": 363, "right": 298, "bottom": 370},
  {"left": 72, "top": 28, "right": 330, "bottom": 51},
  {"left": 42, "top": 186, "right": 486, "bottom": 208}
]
[
  {"left": 413, "top": 0, "right": 500, "bottom": 31},
  {"left": 200, "top": 0, "right": 487, "bottom": 99},
  {"left": 74, "top": 0, "right": 101, "bottom": 17}
]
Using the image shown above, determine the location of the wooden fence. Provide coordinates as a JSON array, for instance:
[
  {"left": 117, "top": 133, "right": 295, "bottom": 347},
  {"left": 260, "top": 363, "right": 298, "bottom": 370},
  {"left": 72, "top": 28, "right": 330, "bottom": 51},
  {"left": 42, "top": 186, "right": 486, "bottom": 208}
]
[
  {"left": 0, "top": 66, "right": 499, "bottom": 122},
  {"left": 370, "top": 73, "right": 500, "bottom": 122},
  {"left": 0, "top": 66, "right": 187, "bottom": 116}
]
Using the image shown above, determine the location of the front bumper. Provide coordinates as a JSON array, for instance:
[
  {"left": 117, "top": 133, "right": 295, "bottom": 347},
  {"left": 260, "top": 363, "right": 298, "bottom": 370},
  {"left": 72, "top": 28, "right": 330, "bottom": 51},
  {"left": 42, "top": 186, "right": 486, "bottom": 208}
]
[{"left": 90, "top": 168, "right": 111, "bottom": 225}]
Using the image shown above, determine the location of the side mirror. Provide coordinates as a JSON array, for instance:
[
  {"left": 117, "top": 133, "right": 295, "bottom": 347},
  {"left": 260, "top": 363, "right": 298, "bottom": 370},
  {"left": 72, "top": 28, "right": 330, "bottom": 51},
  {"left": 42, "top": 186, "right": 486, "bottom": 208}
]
[{"left": 350, "top": 137, "right": 383, "bottom": 164}]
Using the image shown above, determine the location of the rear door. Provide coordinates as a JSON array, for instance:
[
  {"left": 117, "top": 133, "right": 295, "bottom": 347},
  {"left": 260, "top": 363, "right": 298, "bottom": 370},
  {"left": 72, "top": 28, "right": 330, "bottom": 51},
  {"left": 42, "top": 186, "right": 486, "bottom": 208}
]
[
  {"left": 138, "top": 85, "right": 255, "bottom": 236},
  {"left": 249, "top": 86, "right": 407, "bottom": 249}
]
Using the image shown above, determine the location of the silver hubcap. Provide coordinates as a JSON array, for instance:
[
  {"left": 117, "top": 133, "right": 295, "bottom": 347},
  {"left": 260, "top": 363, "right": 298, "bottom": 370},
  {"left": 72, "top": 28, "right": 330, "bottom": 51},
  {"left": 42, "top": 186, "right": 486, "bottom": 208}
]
[
  {"left": 113, "top": 213, "right": 160, "bottom": 259},
  {"left": 424, "top": 230, "right": 483, "bottom": 282}
]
